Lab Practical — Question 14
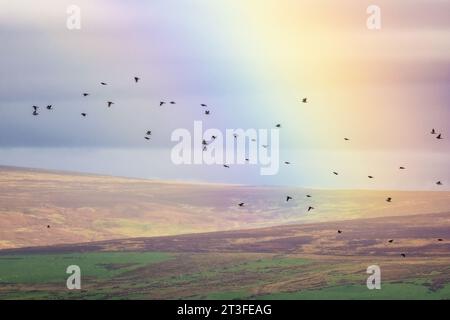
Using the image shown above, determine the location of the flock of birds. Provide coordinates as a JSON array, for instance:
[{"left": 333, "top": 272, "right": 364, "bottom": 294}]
[{"left": 29, "top": 76, "right": 446, "bottom": 258}]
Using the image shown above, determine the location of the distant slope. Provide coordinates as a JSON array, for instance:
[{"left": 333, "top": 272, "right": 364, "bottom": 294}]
[{"left": 1, "top": 165, "right": 450, "bottom": 249}]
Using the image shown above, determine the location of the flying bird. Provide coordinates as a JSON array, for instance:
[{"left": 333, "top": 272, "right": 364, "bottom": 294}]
[
  {"left": 337, "top": 230, "right": 342, "bottom": 234},
  {"left": 388, "top": 239, "right": 394, "bottom": 243},
  {"left": 146, "top": 131, "right": 152, "bottom": 136},
  {"left": 344, "top": 138, "right": 350, "bottom": 141},
  {"left": 284, "top": 161, "right": 291, "bottom": 165},
  {"left": 333, "top": 172, "right": 339, "bottom": 175},
  {"left": 399, "top": 166, "right": 405, "bottom": 170},
  {"left": 100, "top": 82, "right": 107, "bottom": 85},
  {"left": 302, "top": 98, "right": 308, "bottom": 103},
  {"left": 107, "top": 101, "right": 114, "bottom": 107},
  {"left": 205, "top": 110, "right": 210, "bottom": 115},
  {"left": 160, "top": 101, "right": 166, "bottom": 106},
  {"left": 262, "top": 145, "right": 268, "bottom": 149},
  {"left": 32, "top": 106, "right": 39, "bottom": 112},
  {"left": 386, "top": 197, "right": 392, "bottom": 202},
  {"left": 306, "top": 195, "right": 312, "bottom": 198},
  {"left": 307, "top": 206, "right": 314, "bottom": 212},
  {"left": 170, "top": 101, "right": 176, "bottom": 104},
  {"left": 436, "top": 181, "right": 443, "bottom": 186},
  {"left": 81, "top": 113, "right": 87, "bottom": 117},
  {"left": 83, "top": 93, "right": 89, "bottom": 97},
  {"left": 32, "top": 111, "right": 39, "bottom": 116},
  {"left": 401, "top": 253, "right": 406, "bottom": 258},
  {"left": 437, "top": 238, "right": 443, "bottom": 241},
  {"left": 276, "top": 124, "right": 281, "bottom": 128},
  {"left": 286, "top": 196, "right": 293, "bottom": 202},
  {"left": 134, "top": 77, "right": 140, "bottom": 83},
  {"left": 223, "top": 164, "right": 230, "bottom": 168},
  {"left": 144, "top": 137, "right": 150, "bottom": 141},
  {"left": 431, "top": 129, "right": 436, "bottom": 134},
  {"left": 436, "top": 134, "right": 443, "bottom": 140},
  {"left": 201, "top": 104, "right": 207, "bottom": 107},
  {"left": 47, "top": 225, "right": 50, "bottom": 229},
  {"left": 368, "top": 176, "right": 374, "bottom": 179},
  {"left": 238, "top": 203, "right": 245, "bottom": 207},
  {"left": 46, "top": 105, "right": 53, "bottom": 110}
]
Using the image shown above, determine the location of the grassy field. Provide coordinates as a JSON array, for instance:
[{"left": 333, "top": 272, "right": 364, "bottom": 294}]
[{"left": 0, "top": 251, "right": 448, "bottom": 300}]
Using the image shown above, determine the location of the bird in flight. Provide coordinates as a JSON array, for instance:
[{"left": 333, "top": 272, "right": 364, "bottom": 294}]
[
  {"left": 436, "top": 181, "right": 443, "bottom": 186},
  {"left": 32, "top": 106, "right": 39, "bottom": 112},
  {"left": 134, "top": 77, "right": 140, "bottom": 83},
  {"left": 238, "top": 202, "right": 245, "bottom": 207},
  {"left": 101, "top": 82, "right": 107, "bottom": 85},
  {"left": 431, "top": 129, "right": 436, "bottom": 134},
  {"left": 388, "top": 239, "right": 394, "bottom": 243},
  {"left": 144, "top": 137, "right": 150, "bottom": 141},
  {"left": 386, "top": 197, "right": 392, "bottom": 202},
  {"left": 437, "top": 238, "right": 443, "bottom": 241},
  {"left": 170, "top": 101, "right": 176, "bottom": 105},
  {"left": 276, "top": 124, "right": 281, "bottom": 128},
  {"left": 399, "top": 166, "right": 406, "bottom": 170},
  {"left": 337, "top": 230, "right": 342, "bottom": 234},
  {"left": 368, "top": 176, "right": 374, "bottom": 179},
  {"left": 160, "top": 101, "right": 165, "bottom": 106},
  {"left": 306, "top": 194, "right": 312, "bottom": 198},
  {"left": 81, "top": 113, "right": 87, "bottom": 117},
  {"left": 284, "top": 161, "right": 291, "bottom": 165},
  {"left": 205, "top": 110, "right": 210, "bottom": 115},
  {"left": 333, "top": 172, "right": 339, "bottom": 175},
  {"left": 146, "top": 131, "right": 152, "bottom": 136},
  {"left": 201, "top": 104, "right": 207, "bottom": 107},
  {"left": 344, "top": 138, "right": 350, "bottom": 141},
  {"left": 47, "top": 225, "right": 50, "bottom": 229},
  {"left": 46, "top": 105, "right": 53, "bottom": 110},
  {"left": 436, "top": 134, "right": 443, "bottom": 140},
  {"left": 307, "top": 206, "right": 314, "bottom": 212},
  {"left": 107, "top": 101, "right": 114, "bottom": 107},
  {"left": 83, "top": 93, "right": 89, "bottom": 97},
  {"left": 286, "top": 196, "right": 293, "bottom": 202},
  {"left": 401, "top": 253, "right": 406, "bottom": 258},
  {"left": 223, "top": 164, "right": 230, "bottom": 168},
  {"left": 261, "top": 145, "right": 268, "bottom": 149},
  {"left": 302, "top": 98, "right": 308, "bottom": 103}
]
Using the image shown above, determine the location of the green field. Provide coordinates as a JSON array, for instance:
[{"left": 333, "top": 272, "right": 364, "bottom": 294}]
[{"left": 0, "top": 251, "right": 448, "bottom": 300}]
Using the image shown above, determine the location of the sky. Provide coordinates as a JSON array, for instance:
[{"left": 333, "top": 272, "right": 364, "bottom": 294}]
[{"left": 0, "top": 0, "right": 449, "bottom": 190}]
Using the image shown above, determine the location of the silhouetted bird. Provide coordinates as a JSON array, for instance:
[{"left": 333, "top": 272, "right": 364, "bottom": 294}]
[
  {"left": 211, "top": 136, "right": 217, "bottom": 140},
  {"left": 32, "top": 106, "right": 39, "bottom": 112},
  {"left": 302, "top": 98, "right": 308, "bottom": 103},
  {"left": 286, "top": 196, "right": 293, "bottom": 202},
  {"left": 431, "top": 129, "right": 436, "bottom": 134},
  {"left": 401, "top": 253, "right": 406, "bottom": 258},
  {"left": 146, "top": 131, "right": 152, "bottom": 136},
  {"left": 437, "top": 238, "right": 443, "bottom": 241},
  {"left": 201, "top": 104, "right": 207, "bottom": 107},
  {"left": 436, "top": 181, "right": 443, "bottom": 186},
  {"left": 436, "top": 134, "right": 443, "bottom": 140},
  {"left": 333, "top": 172, "right": 339, "bottom": 175},
  {"left": 170, "top": 101, "right": 176, "bottom": 104},
  {"left": 306, "top": 195, "right": 311, "bottom": 198},
  {"left": 344, "top": 138, "right": 350, "bottom": 141},
  {"left": 262, "top": 145, "right": 268, "bottom": 149},
  {"left": 233, "top": 134, "right": 238, "bottom": 139},
  {"left": 32, "top": 111, "right": 39, "bottom": 116},
  {"left": 284, "top": 161, "right": 291, "bottom": 165},
  {"left": 205, "top": 110, "right": 210, "bottom": 115},
  {"left": 101, "top": 82, "right": 107, "bottom": 85},
  {"left": 399, "top": 166, "right": 405, "bottom": 170},
  {"left": 144, "top": 137, "right": 150, "bottom": 140},
  {"left": 388, "top": 239, "right": 394, "bottom": 243},
  {"left": 81, "top": 113, "right": 87, "bottom": 117},
  {"left": 134, "top": 77, "right": 140, "bottom": 83},
  {"left": 238, "top": 203, "right": 245, "bottom": 207},
  {"left": 307, "top": 206, "right": 314, "bottom": 212},
  {"left": 386, "top": 197, "right": 392, "bottom": 202},
  {"left": 337, "top": 230, "right": 342, "bottom": 234},
  {"left": 47, "top": 225, "right": 50, "bottom": 229},
  {"left": 46, "top": 105, "right": 53, "bottom": 110},
  {"left": 223, "top": 164, "right": 230, "bottom": 168},
  {"left": 276, "top": 124, "right": 281, "bottom": 128},
  {"left": 368, "top": 176, "right": 374, "bottom": 179},
  {"left": 107, "top": 101, "right": 114, "bottom": 107},
  {"left": 83, "top": 93, "right": 89, "bottom": 97},
  {"left": 160, "top": 101, "right": 165, "bottom": 106}
]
